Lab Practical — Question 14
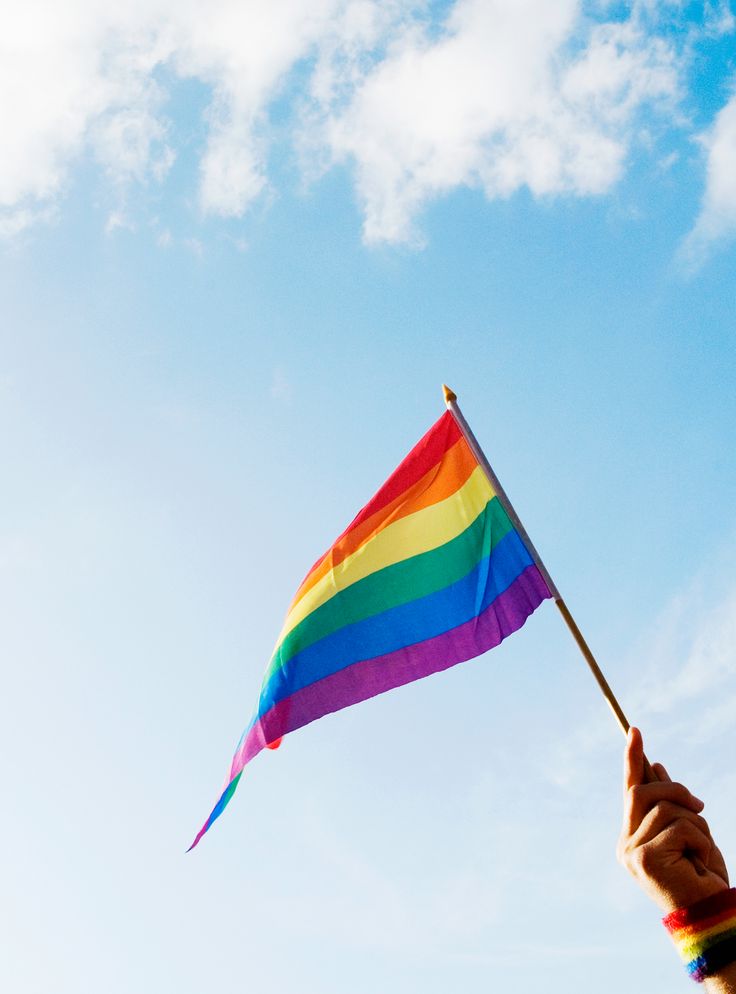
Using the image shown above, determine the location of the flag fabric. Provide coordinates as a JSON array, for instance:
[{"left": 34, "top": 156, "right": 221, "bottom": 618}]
[{"left": 190, "top": 410, "right": 551, "bottom": 848}]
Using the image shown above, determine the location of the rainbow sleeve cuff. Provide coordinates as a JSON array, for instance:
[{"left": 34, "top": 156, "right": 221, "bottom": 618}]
[{"left": 663, "top": 888, "right": 736, "bottom": 982}]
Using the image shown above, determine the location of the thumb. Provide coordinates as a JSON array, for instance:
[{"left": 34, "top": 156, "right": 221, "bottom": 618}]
[{"left": 624, "top": 726, "right": 645, "bottom": 795}]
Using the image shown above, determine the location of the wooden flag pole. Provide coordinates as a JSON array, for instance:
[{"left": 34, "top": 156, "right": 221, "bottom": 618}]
[{"left": 442, "top": 384, "right": 634, "bottom": 739}]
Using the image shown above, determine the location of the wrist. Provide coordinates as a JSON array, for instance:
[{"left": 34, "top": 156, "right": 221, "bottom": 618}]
[{"left": 663, "top": 888, "right": 736, "bottom": 983}]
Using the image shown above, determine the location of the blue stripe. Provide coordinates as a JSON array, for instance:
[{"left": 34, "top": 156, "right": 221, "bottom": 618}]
[{"left": 258, "top": 528, "right": 532, "bottom": 716}]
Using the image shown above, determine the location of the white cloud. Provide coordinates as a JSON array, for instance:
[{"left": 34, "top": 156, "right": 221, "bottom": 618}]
[
  {"left": 0, "top": 204, "right": 58, "bottom": 240},
  {"left": 171, "top": 0, "right": 346, "bottom": 216},
  {"left": 0, "top": 0, "right": 685, "bottom": 244},
  {"left": 183, "top": 235, "right": 204, "bottom": 258},
  {"left": 104, "top": 210, "right": 135, "bottom": 234},
  {"left": 0, "top": 1, "right": 174, "bottom": 234},
  {"left": 323, "top": 2, "right": 678, "bottom": 242},
  {"left": 703, "top": 1, "right": 736, "bottom": 37},
  {"left": 682, "top": 89, "right": 736, "bottom": 266}
]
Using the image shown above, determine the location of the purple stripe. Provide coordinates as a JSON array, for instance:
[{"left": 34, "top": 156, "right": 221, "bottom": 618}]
[
  {"left": 229, "top": 720, "right": 268, "bottom": 780},
  {"left": 230, "top": 565, "right": 550, "bottom": 779}
]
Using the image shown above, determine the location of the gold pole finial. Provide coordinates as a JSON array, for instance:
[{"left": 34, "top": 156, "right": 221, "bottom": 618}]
[{"left": 442, "top": 384, "right": 457, "bottom": 406}]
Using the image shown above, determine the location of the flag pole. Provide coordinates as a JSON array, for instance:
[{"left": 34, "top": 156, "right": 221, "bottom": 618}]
[{"left": 442, "top": 384, "right": 633, "bottom": 738}]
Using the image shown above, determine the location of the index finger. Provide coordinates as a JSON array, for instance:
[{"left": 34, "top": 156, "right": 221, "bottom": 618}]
[{"left": 652, "top": 761, "right": 672, "bottom": 783}]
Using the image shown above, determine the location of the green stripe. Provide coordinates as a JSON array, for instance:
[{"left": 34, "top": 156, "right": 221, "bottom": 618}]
[{"left": 264, "top": 495, "right": 513, "bottom": 683}]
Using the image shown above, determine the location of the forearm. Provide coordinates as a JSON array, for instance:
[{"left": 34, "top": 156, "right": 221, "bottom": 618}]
[{"left": 704, "top": 963, "right": 736, "bottom": 993}]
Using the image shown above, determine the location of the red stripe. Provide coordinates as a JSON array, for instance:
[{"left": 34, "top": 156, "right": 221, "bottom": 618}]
[
  {"left": 670, "top": 907, "right": 736, "bottom": 937},
  {"left": 302, "top": 411, "right": 461, "bottom": 581},
  {"left": 664, "top": 889, "right": 736, "bottom": 931}
]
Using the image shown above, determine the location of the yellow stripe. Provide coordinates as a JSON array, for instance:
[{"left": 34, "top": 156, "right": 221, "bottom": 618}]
[
  {"left": 675, "top": 919, "right": 736, "bottom": 959},
  {"left": 273, "top": 466, "right": 495, "bottom": 650}
]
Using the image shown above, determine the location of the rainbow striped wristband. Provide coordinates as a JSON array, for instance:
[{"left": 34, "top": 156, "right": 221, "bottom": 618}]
[{"left": 663, "top": 888, "right": 736, "bottom": 982}]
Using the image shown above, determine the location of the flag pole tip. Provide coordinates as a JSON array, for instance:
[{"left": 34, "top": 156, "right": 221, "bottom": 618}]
[{"left": 442, "top": 384, "right": 457, "bottom": 406}]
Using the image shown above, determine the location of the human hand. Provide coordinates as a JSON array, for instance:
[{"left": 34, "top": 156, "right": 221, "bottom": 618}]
[{"left": 617, "top": 726, "right": 729, "bottom": 913}]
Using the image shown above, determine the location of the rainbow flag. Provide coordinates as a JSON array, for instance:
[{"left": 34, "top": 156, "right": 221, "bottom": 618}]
[{"left": 190, "top": 410, "right": 551, "bottom": 848}]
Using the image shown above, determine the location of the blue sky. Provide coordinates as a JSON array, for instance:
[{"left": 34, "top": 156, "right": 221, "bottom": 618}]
[{"left": 2, "top": 3, "right": 736, "bottom": 992}]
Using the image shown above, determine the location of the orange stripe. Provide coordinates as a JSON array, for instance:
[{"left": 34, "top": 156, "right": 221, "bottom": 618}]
[
  {"left": 288, "top": 435, "right": 478, "bottom": 612},
  {"left": 300, "top": 411, "right": 462, "bottom": 584},
  {"left": 673, "top": 908, "right": 736, "bottom": 938}
]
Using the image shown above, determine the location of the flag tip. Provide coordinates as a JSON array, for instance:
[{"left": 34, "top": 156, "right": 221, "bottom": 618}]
[{"left": 442, "top": 384, "right": 457, "bottom": 406}]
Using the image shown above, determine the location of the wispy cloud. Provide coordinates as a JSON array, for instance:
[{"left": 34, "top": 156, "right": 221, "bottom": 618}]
[
  {"left": 630, "top": 578, "right": 736, "bottom": 725},
  {"left": 681, "top": 87, "right": 736, "bottom": 268},
  {"left": 543, "top": 545, "right": 736, "bottom": 791},
  {"left": 105, "top": 210, "right": 136, "bottom": 235},
  {"left": 183, "top": 235, "right": 204, "bottom": 259},
  {"left": 703, "top": 1, "right": 736, "bottom": 37}
]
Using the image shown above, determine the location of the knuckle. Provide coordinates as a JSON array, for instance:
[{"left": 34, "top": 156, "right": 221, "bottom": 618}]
[
  {"left": 664, "top": 816, "right": 707, "bottom": 851},
  {"left": 627, "top": 846, "right": 644, "bottom": 872},
  {"left": 618, "top": 844, "right": 638, "bottom": 874},
  {"left": 659, "top": 818, "right": 682, "bottom": 839},
  {"left": 636, "top": 845, "right": 658, "bottom": 875}
]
